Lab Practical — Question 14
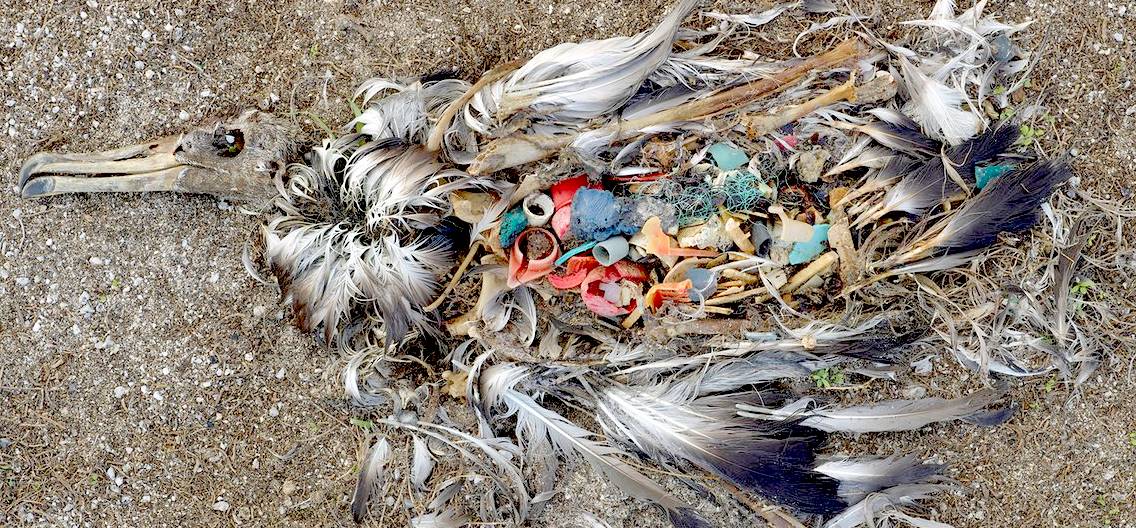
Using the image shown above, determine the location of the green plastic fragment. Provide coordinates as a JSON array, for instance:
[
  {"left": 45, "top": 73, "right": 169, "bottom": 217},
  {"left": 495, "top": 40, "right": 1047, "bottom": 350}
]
[
  {"left": 499, "top": 206, "right": 529, "bottom": 249},
  {"left": 788, "top": 224, "right": 830, "bottom": 265},
  {"left": 708, "top": 142, "right": 749, "bottom": 171},
  {"left": 976, "top": 164, "right": 1015, "bottom": 190}
]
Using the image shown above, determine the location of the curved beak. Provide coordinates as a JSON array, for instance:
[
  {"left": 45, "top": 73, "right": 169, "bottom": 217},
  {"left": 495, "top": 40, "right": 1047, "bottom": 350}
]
[{"left": 19, "top": 134, "right": 190, "bottom": 198}]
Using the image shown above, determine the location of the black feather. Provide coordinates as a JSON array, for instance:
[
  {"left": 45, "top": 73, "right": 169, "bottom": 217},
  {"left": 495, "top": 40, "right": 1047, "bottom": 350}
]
[
  {"left": 423, "top": 215, "right": 473, "bottom": 254},
  {"left": 824, "top": 327, "right": 926, "bottom": 363},
  {"left": 870, "top": 122, "right": 1020, "bottom": 220},
  {"left": 930, "top": 157, "right": 1071, "bottom": 255},
  {"left": 962, "top": 402, "right": 1019, "bottom": 427},
  {"left": 689, "top": 396, "right": 847, "bottom": 515},
  {"left": 857, "top": 120, "right": 941, "bottom": 157},
  {"left": 419, "top": 68, "right": 461, "bottom": 84},
  {"left": 667, "top": 507, "right": 713, "bottom": 528}
]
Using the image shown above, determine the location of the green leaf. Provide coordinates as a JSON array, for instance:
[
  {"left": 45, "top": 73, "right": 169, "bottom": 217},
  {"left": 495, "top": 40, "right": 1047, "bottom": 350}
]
[{"left": 350, "top": 418, "right": 374, "bottom": 431}]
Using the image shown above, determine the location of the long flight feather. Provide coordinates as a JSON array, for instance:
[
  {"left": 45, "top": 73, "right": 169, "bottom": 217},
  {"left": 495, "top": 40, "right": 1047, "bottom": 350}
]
[{"left": 738, "top": 388, "right": 1004, "bottom": 433}]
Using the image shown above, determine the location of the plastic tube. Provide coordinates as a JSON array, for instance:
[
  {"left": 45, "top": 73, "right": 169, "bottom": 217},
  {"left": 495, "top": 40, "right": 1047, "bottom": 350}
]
[
  {"left": 592, "top": 236, "right": 629, "bottom": 266},
  {"left": 522, "top": 193, "right": 554, "bottom": 227}
]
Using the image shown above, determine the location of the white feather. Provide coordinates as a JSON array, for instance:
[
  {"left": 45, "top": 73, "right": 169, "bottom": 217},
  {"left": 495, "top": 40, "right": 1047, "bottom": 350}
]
[
  {"left": 411, "top": 434, "right": 436, "bottom": 491},
  {"left": 897, "top": 56, "right": 979, "bottom": 145}
]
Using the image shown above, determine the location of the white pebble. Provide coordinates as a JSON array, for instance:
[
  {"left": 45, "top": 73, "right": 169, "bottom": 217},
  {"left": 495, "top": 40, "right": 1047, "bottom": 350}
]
[
  {"left": 113, "top": 386, "right": 128, "bottom": 399},
  {"left": 178, "top": 110, "right": 190, "bottom": 120},
  {"left": 133, "top": 60, "right": 145, "bottom": 70},
  {"left": 89, "top": 257, "right": 104, "bottom": 265},
  {"left": 1114, "top": 32, "right": 1125, "bottom": 43},
  {"left": 212, "top": 500, "right": 230, "bottom": 511}
]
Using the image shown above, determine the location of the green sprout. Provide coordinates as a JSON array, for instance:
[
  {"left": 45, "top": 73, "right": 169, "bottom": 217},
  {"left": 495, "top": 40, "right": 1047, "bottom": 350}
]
[
  {"left": 1071, "top": 279, "right": 1096, "bottom": 296},
  {"left": 811, "top": 368, "right": 845, "bottom": 389},
  {"left": 350, "top": 418, "right": 374, "bottom": 431},
  {"left": 1043, "top": 375, "right": 1058, "bottom": 393},
  {"left": 1016, "top": 123, "right": 1045, "bottom": 147}
]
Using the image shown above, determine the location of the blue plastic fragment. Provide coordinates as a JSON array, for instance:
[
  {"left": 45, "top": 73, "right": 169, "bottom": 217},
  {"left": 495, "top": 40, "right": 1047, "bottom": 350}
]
[
  {"left": 571, "top": 188, "right": 622, "bottom": 241},
  {"left": 788, "top": 224, "right": 830, "bottom": 265},
  {"left": 499, "top": 206, "right": 529, "bottom": 248},
  {"left": 708, "top": 142, "right": 749, "bottom": 171},
  {"left": 976, "top": 164, "right": 1015, "bottom": 190},
  {"left": 555, "top": 240, "right": 598, "bottom": 267}
]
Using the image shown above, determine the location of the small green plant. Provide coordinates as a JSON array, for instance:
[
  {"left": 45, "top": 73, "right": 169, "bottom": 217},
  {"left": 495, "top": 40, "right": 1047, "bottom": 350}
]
[
  {"left": 811, "top": 368, "right": 845, "bottom": 389},
  {"left": 1127, "top": 431, "right": 1136, "bottom": 448},
  {"left": 1071, "top": 279, "right": 1096, "bottom": 296},
  {"left": 110, "top": 278, "right": 121, "bottom": 290},
  {"left": 993, "top": 85, "right": 1007, "bottom": 95},
  {"left": 350, "top": 418, "right": 375, "bottom": 431},
  {"left": 1043, "top": 375, "right": 1058, "bottom": 393},
  {"left": 1016, "top": 123, "right": 1044, "bottom": 147}
]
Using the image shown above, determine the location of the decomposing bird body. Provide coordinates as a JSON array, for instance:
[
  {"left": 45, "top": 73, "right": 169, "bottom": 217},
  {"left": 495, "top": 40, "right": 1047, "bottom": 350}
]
[{"left": 19, "top": 0, "right": 1103, "bottom": 526}]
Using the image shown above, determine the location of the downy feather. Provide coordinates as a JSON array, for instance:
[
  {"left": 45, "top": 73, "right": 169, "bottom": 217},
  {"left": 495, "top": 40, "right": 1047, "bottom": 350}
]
[
  {"left": 351, "top": 436, "right": 392, "bottom": 523},
  {"left": 897, "top": 55, "right": 980, "bottom": 145},
  {"left": 411, "top": 434, "right": 436, "bottom": 491}
]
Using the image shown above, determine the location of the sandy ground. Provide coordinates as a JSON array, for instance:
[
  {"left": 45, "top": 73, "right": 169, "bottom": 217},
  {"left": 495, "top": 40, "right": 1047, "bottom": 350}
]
[{"left": 2, "top": 0, "right": 1135, "bottom": 526}]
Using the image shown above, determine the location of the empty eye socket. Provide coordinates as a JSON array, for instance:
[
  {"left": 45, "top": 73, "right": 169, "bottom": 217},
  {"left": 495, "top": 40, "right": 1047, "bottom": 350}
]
[{"left": 211, "top": 129, "right": 245, "bottom": 157}]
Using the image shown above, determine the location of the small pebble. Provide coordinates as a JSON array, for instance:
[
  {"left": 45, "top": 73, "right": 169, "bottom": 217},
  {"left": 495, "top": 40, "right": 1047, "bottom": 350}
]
[
  {"left": 89, "top": 257, "right": 105, "bottom": 265},
  {"left": 178, "top": 110, "right": 190, "bottom": 120},
  {"left": 212, "top": 500, "right": 230, "bottom": 511},
  {"left": 282, "top": 480, "right": 297, "bottom": 495},
  {"left": 113, "top": 386, "right": 128, "bottom": 399}
]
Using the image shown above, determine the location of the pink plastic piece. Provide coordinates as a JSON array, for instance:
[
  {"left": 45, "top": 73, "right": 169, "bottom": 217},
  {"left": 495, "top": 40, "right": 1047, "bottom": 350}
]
[
  {"left": 548, "top": 256, "right": 600, "bottom": 290},
  {"left": 551, "top": 206, "right": 572, "bottom": 239},
  {"left": 579, "top": 261, "right": 648, "bottom": 317},
  {"left": 508, "top": 228, "right": 561, "bottom": 288}
]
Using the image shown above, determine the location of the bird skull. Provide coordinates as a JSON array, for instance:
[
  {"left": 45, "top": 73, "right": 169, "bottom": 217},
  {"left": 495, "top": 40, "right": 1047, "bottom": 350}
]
[{"left": 19, "top": 109, "right": 292, "bottom": 207}]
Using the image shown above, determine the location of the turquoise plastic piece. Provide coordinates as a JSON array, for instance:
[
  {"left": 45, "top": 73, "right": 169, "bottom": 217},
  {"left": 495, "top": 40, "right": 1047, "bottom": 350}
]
[
  {"left": 499, "top": 206, "right": 529, "bottom": 249},
  {"left": 708, "top": 142, "right": 749, "bottom": 171},
  {"left": 788, "top": 224, "right": 830, "bottom": 265},
  {"left": 976, "top": 164, "right": 1015, "bottom": 190},
  {"left": 555, "top": 240, "right": 598, "bottom": 267}
]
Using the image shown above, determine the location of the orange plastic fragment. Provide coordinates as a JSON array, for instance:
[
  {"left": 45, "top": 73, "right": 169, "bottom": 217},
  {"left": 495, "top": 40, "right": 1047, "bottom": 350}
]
[
  {"left": 640, "top": 216, "right": 719, "bottom": 260},
  {"left": 644, "top": 279, "right": 693, "bottom": 311}
]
